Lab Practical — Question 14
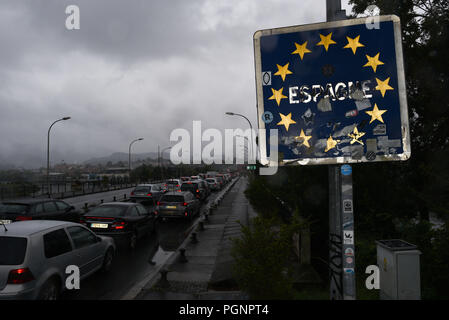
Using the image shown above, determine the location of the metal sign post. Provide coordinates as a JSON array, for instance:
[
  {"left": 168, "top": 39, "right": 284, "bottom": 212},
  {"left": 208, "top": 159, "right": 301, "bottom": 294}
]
[{"left": 326, "top": 0, "right": 355, "bottom": 300}]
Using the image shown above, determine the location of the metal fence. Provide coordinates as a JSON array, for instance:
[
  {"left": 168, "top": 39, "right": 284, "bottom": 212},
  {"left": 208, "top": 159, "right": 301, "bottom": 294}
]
[{"left": 0, "top": 181, "right": 140, "bottom": 201}]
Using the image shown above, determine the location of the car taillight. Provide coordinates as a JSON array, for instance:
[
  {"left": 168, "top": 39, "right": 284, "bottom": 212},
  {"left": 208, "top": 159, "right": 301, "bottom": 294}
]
[
  {"left": 111, "top": 221, "right": 126, "bottom": 230},
  {"left": 131, "top": 192, "right": 134, "bottom": 196},
  {"left": 154, "top": 211, "right": 158, "bottom": 215},
  {"left": 157, "top": 201, "right": 160, "bottom": 205},
  {"left": 183, "top": 202, "right": 188, "bottom": 206},
  {"left": 7, "top": 268, "right": 35, "bottom": 284},
  {"left": 185, "top": 212, "right": 188, "bottom": 216},
  {"left": 147, "top": 193, "right": 152, "bottom": 196},
  {"left": 16, "top": 216, "right": 32, "bottom": 221},
  {"left": 196, "top": 189, "right": 199, "bottom": 193}
]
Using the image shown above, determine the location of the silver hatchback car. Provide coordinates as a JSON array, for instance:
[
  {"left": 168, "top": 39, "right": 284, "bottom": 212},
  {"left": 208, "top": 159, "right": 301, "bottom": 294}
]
[{"left": 0, "top": 220, "right": 115, "bottom": 300}]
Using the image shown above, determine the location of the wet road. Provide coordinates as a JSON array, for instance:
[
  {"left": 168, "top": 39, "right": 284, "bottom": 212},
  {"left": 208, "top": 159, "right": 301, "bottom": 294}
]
[{"left": 60, "top": 191, "right": 221, "bottom": 300}]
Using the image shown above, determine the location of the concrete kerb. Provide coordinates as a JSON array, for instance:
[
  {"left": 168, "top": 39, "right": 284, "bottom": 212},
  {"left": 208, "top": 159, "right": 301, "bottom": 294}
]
[{"left": 121, "top": 176, "right": 240, "bottom": 300}]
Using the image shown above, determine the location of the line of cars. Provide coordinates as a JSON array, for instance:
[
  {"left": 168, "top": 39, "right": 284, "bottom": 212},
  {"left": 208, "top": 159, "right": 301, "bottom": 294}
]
[
  {"left": 0, "top": 172, "right": 236, "bottom": 299},
  {"left": 128, "top": 172, "right": 234, "bottom": 221}
]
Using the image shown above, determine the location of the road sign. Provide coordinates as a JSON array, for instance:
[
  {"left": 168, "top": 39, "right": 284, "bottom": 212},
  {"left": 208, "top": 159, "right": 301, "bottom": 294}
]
[{"left": 254, "top": 15, "right": 410, "bottom": 166}]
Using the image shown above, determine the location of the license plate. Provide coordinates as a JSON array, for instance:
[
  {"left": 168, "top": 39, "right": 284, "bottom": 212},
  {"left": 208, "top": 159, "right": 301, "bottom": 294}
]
[
  {"left": 91, "top": 223, "right": 108, "bottom": 229},
  {"left": 166, "top": 205, "right": 177, "bottom": 209},
  {"left": 0, "top": 220, "right": 11, "bottom": 225}
]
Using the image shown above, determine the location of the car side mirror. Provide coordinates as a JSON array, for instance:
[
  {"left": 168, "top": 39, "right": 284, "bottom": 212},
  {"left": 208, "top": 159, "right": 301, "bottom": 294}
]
[{"left": 96, "top": 236, "right": 102, "bottom": 242}]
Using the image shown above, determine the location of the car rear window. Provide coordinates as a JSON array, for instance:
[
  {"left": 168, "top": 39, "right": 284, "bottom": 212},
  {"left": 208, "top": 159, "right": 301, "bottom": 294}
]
[
  {"left": 181, "top": 183, "right": 198, "bottom": 191},
  {"left": 0, "top": 203, "right": 30, "bottom": 214},
  {"left": 133, "top": 186, "right": 151, "bottom": 192},
  {"left": 206, "top": 179, "right": 215, "bottom": 183},
  {"left": 160, "top": 195, "right": 185, "bottom": 202},
  {"left": 87, "top": 205, "right": 126, "bottom": 217},
  {"left": 166, "top": 181, "right": 179, "bottom": 185},
  {"left": 0, "top": 237, "right": 28, "bottom": 265}
]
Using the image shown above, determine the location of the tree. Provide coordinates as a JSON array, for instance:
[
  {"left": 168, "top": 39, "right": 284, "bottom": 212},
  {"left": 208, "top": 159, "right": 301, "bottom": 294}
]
[{"left": 348, "top": 0, "right": 449, "bottom": 220}]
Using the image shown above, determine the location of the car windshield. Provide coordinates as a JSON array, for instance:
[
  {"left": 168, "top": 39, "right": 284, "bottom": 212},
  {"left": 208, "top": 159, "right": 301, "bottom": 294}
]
[
  {"left": 133, "top": 186, "right": 151, "bottom": 192},
  {"left": 87, "top": 205, "right": 127, "bottom": 217},
  {"left": 0, "top": 203, "right": 30, "bottom": 214},
  {"left": 0, "top": 237, "right": 28, "bottom": 265},
  {"left": 160, "top": 195, "right": 185, "bottom": 203}
]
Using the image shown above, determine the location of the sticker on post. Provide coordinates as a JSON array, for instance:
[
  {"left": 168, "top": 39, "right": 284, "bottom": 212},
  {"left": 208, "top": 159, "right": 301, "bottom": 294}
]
[
  {"left": 343, "top": 231, "right": 354, "bottom": 244},
  {"left": 344, "top": 268, "right": 355, "bottom": 274},
  {"left": 341, "top": 164, "right": 352, "bottom": 176},
  {"left": 343, "top": 199, "right": 353, "bottom": 214},
  {"left": 345, "top": 248, "right": 354, "bottom": 256}
]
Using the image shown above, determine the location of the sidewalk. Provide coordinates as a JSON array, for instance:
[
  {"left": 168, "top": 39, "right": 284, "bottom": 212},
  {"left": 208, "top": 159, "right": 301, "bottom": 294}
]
[{"left": 134, "top": 177, "right": 256, "bottom": 300}]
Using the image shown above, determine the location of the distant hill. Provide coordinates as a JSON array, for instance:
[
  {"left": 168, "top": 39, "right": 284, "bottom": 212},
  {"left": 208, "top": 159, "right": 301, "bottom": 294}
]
[{"left": 83, "top": 152, "right": 169, "bottom": 165}]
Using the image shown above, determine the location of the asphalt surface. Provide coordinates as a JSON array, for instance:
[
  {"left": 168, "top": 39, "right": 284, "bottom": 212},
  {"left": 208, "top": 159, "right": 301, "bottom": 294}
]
[{"left": 60, "top": 188, "right": 223, "bottom": 300}]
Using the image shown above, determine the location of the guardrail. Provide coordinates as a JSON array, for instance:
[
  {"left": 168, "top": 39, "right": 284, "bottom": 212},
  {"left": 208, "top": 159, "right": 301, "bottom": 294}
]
[{"left": 0, "top": 179, "right": 166, "bottom": 201}]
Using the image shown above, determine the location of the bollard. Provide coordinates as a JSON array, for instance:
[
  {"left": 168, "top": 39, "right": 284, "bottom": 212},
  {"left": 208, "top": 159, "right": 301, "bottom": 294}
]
[
  {"left": 204, "top": 213, "right": 209, "bottom": 221},
  {"left": 84, "top": 203, "right": 88, "bottom": 213},
  {"left": 179, "top": 248, "right": 188, "bottom": 263},
  {"left": 124, "top": 194, "right": 127, "bottom": 200},
  {"left": 198, "top": 221, "right": 204, "bottom": 231},
  {"left": 158, "top": 269, "right": 170, "bottom": 288},
  {"left": 101, "top": 199, "right": 104, "bottom": 204},
  {"left": 113, "top": 196, "right": 116, "bottom": 202},
  {"left": 190, "top": 232, "right": 198, "bottom": 244}
]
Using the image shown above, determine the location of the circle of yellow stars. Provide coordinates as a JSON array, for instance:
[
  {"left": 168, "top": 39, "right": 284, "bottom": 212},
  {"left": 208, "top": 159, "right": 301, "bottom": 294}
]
[{"left": 265, "top": 29, "right": 395, "bottom": 154}]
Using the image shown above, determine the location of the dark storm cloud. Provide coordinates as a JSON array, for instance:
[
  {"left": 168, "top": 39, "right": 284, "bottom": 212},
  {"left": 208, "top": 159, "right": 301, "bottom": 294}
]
[{"left": 0, "top": 0, "right": 352, "bottom": 168}]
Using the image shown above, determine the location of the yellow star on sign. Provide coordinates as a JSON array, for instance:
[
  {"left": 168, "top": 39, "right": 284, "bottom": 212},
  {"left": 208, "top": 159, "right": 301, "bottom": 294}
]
[
  {"left": 348, "top": 126, "right": 365, "bottom": 145},
  {"left": 268, "top": 87, "right": 288, "bottom": 106},
  {"left": 343, "top": 35, "right": 365, "bottom": 54},
  {"left": 366, "top": 103, "right": 387, "bottom": 124},
  {"left": 274, "top": 63, "right": 293, "bottom": 81},
  {"left": 364, "top": 53, "right": 384, "bottom": 72},
  {"left": 294, "top": 129, "right": 312, "bottom": 148},
  {"left": 325, "top": 135, "right": 340, "bottom": 152},
  {"left": 316, "top": 32, "right": 336, "bottom": 51},
  {"left": 277, "top": 112, "right": 296, "bottom": 132},
  {"left": 291, "top": 41, "right": 312, "bottom": 60},
  {"left": 375, "top": 77, "right": 394, "bottom": 97}
]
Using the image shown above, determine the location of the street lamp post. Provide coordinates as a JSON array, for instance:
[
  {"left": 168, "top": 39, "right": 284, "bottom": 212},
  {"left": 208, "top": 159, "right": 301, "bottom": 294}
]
[
  {"left": 47, "top": 117, "right": 71, "bottom": 197},
  {"left": 129, "top": 138, "right": 144, "bottom": 182},
  {"left": 225, "top": 112, "right": 255, "bottom": 163}
]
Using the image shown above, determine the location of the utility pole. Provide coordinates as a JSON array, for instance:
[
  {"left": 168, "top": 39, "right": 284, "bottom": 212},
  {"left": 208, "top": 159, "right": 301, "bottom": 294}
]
[{"left": 326, "top": 0, "right": 356, "bottom": 301}]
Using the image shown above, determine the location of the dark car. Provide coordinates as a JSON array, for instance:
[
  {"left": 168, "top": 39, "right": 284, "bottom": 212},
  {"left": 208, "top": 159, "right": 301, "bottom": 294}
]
[
  {"left": 81, "top": 202, "right": 156, "bottom": 249},
  {"left": 130, "top": 184, "right": 165, "bottom": 202},
  {"left": 0, "top": 199, "right": 80, "bottom": 225},
  {"left": 192, "top": 179, "right": 210, "bottom": 197},
  {"left": 156, "top": 192, "right": 200, "bottom": 220},
  {"left": 180, "top": 181, "right": 207, "bottom": 201}
]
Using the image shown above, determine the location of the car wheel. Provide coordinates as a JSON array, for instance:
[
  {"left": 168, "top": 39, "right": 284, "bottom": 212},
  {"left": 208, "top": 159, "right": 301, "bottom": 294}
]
[
  {"left": 129, "top": 231, "right": 138, "bottom": 250},
  {"left": 101, "top": 248, "right": 114, "bottom": 272},
  {"left": 38, "top": 278, "right": 60, "bottom": 300}
]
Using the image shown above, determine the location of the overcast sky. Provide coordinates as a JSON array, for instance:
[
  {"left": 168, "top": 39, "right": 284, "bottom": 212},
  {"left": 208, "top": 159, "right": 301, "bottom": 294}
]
[{"left": 0, "top": 0, "right": 352, "bottom": 168}]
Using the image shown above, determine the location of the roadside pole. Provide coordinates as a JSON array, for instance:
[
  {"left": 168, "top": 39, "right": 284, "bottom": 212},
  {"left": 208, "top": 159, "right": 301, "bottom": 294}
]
[{"left": 326, "top": 0, "right": 356, "bottom": 300}]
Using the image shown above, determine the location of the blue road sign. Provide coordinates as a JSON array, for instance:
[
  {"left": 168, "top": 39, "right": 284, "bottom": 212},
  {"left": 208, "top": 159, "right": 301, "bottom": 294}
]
[{"left": 254, "top": 15, "right": 411, "bottom": 166}]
